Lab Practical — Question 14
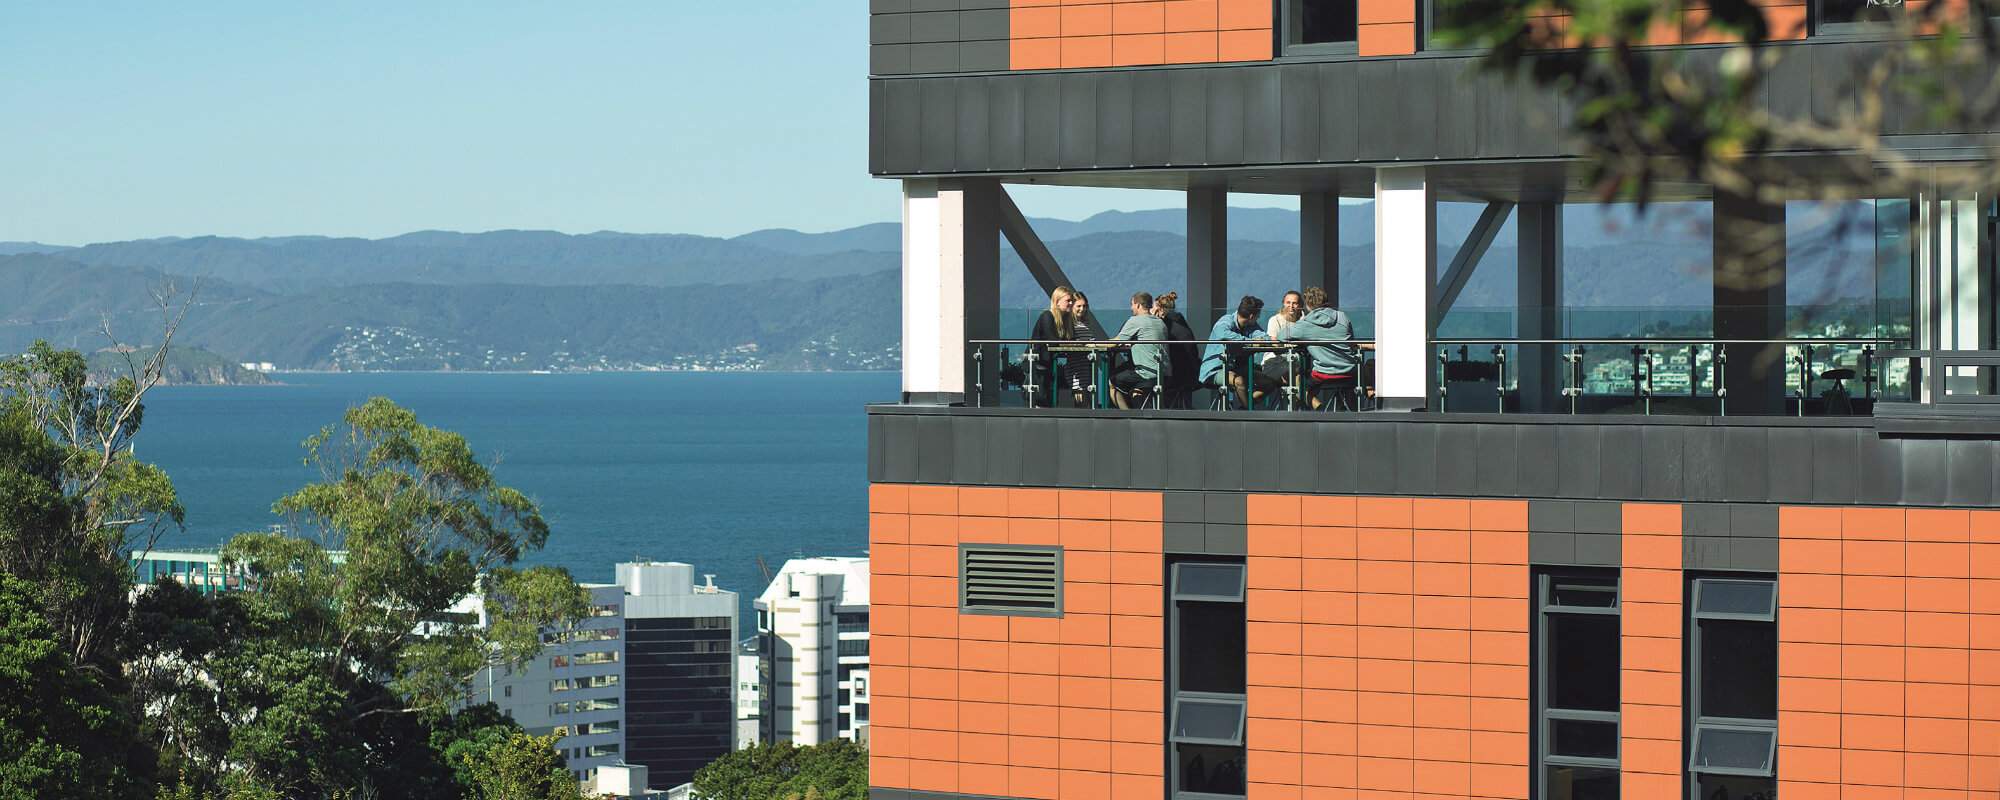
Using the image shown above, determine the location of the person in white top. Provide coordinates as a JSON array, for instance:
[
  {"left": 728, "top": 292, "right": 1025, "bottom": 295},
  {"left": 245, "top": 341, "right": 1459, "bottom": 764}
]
[{"left": 1259, "top": 291, "right": 1306, "bottom": 392}]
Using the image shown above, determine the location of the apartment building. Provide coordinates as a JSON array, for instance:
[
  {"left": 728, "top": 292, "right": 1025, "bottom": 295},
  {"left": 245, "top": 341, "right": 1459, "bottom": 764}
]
[
  {"left": 864, "top": 1, "right": 2000, "bottom": 798},
  {"left": 757, "top": 556, "right": 873, "bottom": 745}
]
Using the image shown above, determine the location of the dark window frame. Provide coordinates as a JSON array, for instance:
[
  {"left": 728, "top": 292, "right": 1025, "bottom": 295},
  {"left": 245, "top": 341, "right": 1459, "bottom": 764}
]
[
  {"left": 1534, "top": 569, "right": 1623, "bottom": 799},
  {"left": 1169, "top": 557, "right": 1246, "bottom": 800},
  {"left": 1277, "top": 0, "right": 1362, "bottom": 59},
  {"left": 1686, "top": 574, "right": 1780, "bottom": 794}
]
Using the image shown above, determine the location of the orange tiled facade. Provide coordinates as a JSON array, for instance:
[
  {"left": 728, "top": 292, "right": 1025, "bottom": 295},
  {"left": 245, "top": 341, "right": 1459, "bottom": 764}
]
[
  {"left": 870, "top": 486, "right": 2000, "bottom": 799},
  {"left": 1009, "top": 0, "right": 1278, "bottom": 69}
]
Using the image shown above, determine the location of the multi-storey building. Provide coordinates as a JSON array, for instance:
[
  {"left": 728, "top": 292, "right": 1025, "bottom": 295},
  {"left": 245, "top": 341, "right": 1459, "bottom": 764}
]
[
  {"left": 617, "top": 561, "right": 738, "bottom": 788},
  {"left": 864, "top": 1, "right": 2000, "bottom": 799},
  {"left": 756, "top": 556, "right": 872, "bottom": 745},
  {"left": 466, "top": 583, "right": 628, "bottom": 784},
  {"left": 738, "top": 637, "right": 763, "bottom": 750}
]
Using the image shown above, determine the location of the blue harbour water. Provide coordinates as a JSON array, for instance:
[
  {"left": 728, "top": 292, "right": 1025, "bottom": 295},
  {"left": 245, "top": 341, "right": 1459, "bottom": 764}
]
[{"left": 138, "top": 371, "right": 897, "bottom": 622}]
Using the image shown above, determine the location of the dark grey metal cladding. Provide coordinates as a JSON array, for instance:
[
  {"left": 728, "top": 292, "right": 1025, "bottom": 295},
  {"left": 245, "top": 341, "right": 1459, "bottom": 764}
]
[
  {"left": 870, "top": 4, "right": 1009, "bottom": 77},
  {"left": 869, "top": 41, "right": 1998, "bottom": 175},
  {"left": 865, "top": 404, "right": 2000, "bottom": 510}
]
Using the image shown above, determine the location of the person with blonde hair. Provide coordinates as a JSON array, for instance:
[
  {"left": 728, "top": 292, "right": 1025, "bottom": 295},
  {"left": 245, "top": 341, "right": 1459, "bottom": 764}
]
[{"left": 1026, "top": 286, "right": 1074, "bottom": 407}]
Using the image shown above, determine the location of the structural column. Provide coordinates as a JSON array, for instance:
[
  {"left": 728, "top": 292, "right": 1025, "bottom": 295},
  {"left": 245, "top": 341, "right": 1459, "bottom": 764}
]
[
  {"left": 901, "top": 178, "right": 1000, "bottom": 405},
  {"left": 1517, "top": 202, "right": 1564, "bottom": 412},
  {"left": 1713, "top": 189, "right": 1787, "bottom": 415},
  {"left": 1374, "top": 167, "right": 1436, "bottom": 410},
  {"left": 1300, "top": 192, "right": 1341, "bottom": 299},
  {"left": 1188, "top": 188, "right": 1229, "bottom": 333}
]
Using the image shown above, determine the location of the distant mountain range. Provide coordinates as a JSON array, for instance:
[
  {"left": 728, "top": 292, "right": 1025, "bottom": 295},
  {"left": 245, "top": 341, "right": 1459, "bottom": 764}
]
[{"left": 0, "top": 204, "right": 1882, "bottom": 374}]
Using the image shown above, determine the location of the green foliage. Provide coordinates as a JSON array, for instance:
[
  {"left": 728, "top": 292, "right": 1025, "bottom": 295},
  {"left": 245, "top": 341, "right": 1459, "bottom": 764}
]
[
  {"left": 0, "top": 574, "right": 149, "bottom": 800},
  {"left": 124, "top": 397, "right": 586, "bottom": 798},
  {"left": 454, "top": 731, "right": 583, "bottom": 800},
  {"left": 690, "top": 740, "right": 870, "bottom": 800},
  {"left": 85, "top": 345, "right": 272, "bottom": 387},
  {"left": 0, "top": 339, "right": 183, "bottom": 666}
]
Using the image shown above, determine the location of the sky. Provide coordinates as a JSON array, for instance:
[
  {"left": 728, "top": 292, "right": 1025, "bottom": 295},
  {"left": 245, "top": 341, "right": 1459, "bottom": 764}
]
[{"left": 0, "top": 2, "right": 1290, "bottom": 246}]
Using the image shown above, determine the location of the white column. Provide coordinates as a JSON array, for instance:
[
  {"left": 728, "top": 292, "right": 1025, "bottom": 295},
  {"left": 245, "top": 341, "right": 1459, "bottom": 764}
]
[
  {"left": 901, "top": 179, "right": 966, "bottom": 404},
  {"left": 1374, "top": 167, "right": 1437, "bottom": 410}
]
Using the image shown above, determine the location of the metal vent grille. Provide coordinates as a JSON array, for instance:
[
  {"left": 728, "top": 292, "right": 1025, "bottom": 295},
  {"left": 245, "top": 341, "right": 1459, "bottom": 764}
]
[{"left": 960, "top": 545, "right": 1062, "bottom": 616}]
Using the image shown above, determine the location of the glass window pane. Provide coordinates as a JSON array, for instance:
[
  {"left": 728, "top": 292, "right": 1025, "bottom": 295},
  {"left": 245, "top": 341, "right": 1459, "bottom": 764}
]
[
  {"left": 1177, "top": 744, "right": 1247, "bottom": 796},
  {"left": 1550, "top": 718, "right": 1619, "bottom": 760},
  {"left": 1173, "top": 699, "right": 1246, "bottom": 743},
  {"left": 1545, "top": 764, "right": 1621, "bottom": 800},
  {"left": 1549, "top": 615, "right": 1621, "bottom": 712},
  {"left": 1695, "top": 773, "right": 1776, "bottom": 800},
  {"left": 1550, "top": 577, "right": 1618, "bottom": 609},
  {"left": 1696, "top": 580, "right": 1776, "bottom": 618},
  {"left": 1692, "top": 727, "right": 1776, "bottom": 773},
  {"left": 1179, "top": 601, "right": 1247, "bottom": 693},
  {"left": 1175, "top": 563, "right": 1245, "bottom": 600},
  {"left": 1820, "top": 0, "right": 1903, "bottom": 24},
  {"left": 1699, "top": 619, "right": 1777, "bottom": 720},
  {"left": 1299, "top": 0, "right": 1357, "bottom": 44}
]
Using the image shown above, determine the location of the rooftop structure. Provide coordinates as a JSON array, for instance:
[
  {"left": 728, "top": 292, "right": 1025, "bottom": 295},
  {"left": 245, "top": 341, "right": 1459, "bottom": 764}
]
[
  {"left": 865, "top": 3, "right": 2000, "bottom": 800},
  {"left": 756, "top": 556, "right": 872, "bottom": 746}
]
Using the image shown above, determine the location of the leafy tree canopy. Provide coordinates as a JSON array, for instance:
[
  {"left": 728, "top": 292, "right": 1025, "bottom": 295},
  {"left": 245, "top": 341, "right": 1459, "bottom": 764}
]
[{"left": 690, "top": 740, "right": 870, "bottom": 800}]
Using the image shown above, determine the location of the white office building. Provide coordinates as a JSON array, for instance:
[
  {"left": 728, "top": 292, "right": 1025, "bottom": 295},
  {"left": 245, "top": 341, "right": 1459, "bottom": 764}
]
[
  {"left": 464, "top": 583, "right": 627, "bottom": 783},
  {"left": 754, "top": 556, "right": 869, "bottom": 745}
]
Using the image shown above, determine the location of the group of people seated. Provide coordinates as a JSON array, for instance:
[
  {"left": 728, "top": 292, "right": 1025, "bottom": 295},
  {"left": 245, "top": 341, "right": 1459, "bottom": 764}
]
[{"left": 1023, "top": 285, "right": 1369, "bottom": 410}]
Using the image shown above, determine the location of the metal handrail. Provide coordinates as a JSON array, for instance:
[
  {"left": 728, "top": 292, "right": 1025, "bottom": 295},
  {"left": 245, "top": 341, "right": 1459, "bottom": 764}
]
[{"left": 1437, "top": 337, "right": 1901, "bottom": 416}]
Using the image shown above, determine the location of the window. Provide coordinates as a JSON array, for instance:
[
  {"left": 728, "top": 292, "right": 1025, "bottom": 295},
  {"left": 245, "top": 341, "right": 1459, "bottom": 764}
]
[
  {"left": 838, "top": 638, "right": 870, "bottom": 657},
  {"left": 574, "top": 650, "right": 619, "bottom": 665},
  {"left": 1171, "top": 560, "right": 1246, "bottom": 799},
  {"left": 1536, "top": 571, "right": 1622, "bottom": 800},
  {"left": 552, "top": 702, "right": 571, "bottom": 715},
  {"left": 1283, "top": 0, "right": 1359, "bottom": 56},
  {"left": 503, "top": 685, "right": 513, "bottom": 698},
  {"left": 1817, "top": 0, "right": 1904, "bottom": 27},
  {"left": 960, "top": 545, "right": 1063, "bottom": 616},
  {"left": 837, "top": 612, "right": 870, "bottom": 633},
  {"left": 1688, "top": 577, "right": 1778, "bottom": 798}
]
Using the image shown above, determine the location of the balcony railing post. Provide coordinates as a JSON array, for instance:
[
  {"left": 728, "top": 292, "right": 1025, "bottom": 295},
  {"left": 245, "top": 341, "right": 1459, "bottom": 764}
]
[
  {"left": 1717, "top": 344, "right": 1729, "bottom": 417},
  {"left": 1630, "top": 346, "right": 1644, "bottom": 409},
  {"left": 1644, "top": 348, "right": 1655, "bottom": 415},
  {"left": 1493, "top": 345, "right": 1507, "bottom": 415},
  {"left": 1438, "top": 348, "right": 1449, "bottom": 413},
  {"left": 1862, "top": 346, "right": 1876, "bottom": 400},
  {"left": 1565, "top": 346, "right": 1584, "bottom": 415},
  {"left": 973, "top": 345, "right": 984, "bottom": 408}
]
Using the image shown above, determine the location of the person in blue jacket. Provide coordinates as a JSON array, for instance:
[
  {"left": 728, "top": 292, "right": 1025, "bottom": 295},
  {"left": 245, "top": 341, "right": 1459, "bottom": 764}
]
[{"left": 1199, "top": 296, "right": 1270, "bottom": 409}]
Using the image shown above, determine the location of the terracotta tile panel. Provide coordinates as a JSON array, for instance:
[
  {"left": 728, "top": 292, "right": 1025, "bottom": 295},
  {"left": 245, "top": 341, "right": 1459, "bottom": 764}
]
[
  {"left": 911, "top": 606, "right": 959, "bottom": 639},
  {"left": 1305, "top": 558, "right": 1361, "bottom": 595},
  {"left": 1253, "top": 556, "right": 1306, "bottom": 591},
  {"left": 1110, "top": 614, "right": 1165, "bottom": 648},
  {"left": 1217, "top": 27, "right": 1272, "bottom": 60},
  {"left": 1304, "top": 623, "right": 1359, "bottom": 658},
  {"left": 911, "top": 756, "right": 960, "bottom": 789},
  {"left": 1908, "top": 508, "right": 1973, "bottom": 542},
  {"left": 1622, "top": 502, "right": 1683, "bottom": 536},
  {"left": 1470, "top": 563, "right": 1530, "bottom": 598},
  {"left": 1252, "top": 524, "right": 1305, "bottom": 557},
  {"left": 1251, "top": 715, "right": 1307, "bottom": 751},
  {"left": 1842, "top": 747, "right": 1906, "bottom": 786},
  {"left": 1061, "top": 519, "right": 1112, "bottom": 552},
  {"left": 1009, "top": 735, "right": 1060, "bottom": 769},
  {"left": 1620, "top": 771, "right": 1680, "bottom": 797},
  {"left": 1058, "top": 612, "right": 1112, "bottom": 646},
  {"left": 1844, "top": 507, "right": 1908, "bottom": 540},
  {"left": 1910, "top": 577, "right": 1973, "bottom": 612},
  {"left": 1909, "top": 613, "right": 1973, "bottom": 650},
  {"left": 1469, "top": 598, "right": 1529, "bottom": 632},
  {"left": 1109, "top": 551, "right": 1161, "bottom": 585},
  {"left": 1410, "top": 627, "right": 1470, "bottom": 664},
  {"left": 1909, "top": 647, "right": 1972, "bottom": 683},
  {"left": 1356, "top": 497, "right": 1414, "bottom": 528},
  {"left": 1010, "top": 517, "right": 1059, "bottom": 546},
  {"left": 1910, "top": 681, "right": 1973, "bottom": 719},
  {"left": 1412, "top": 563, "right": 1473, "bottom": 599},
  {"left": 1845, "top": 539, "right": 1908, "bottom": 576},
  {"left": 1303, "top": 719, "right": 1361, "bottom": 753},
  {"left": 1472, "top": 664, "right": 1530, "bottom": 699},
  {"left": 1109, "top": 674, "right": 1163, "bottom": 710},
  {"left": 1782, "top": 676, "right": 1843, "bottom": 713},
  {"left": 1622, "top": 533, "right": 1681, "bottom": 570},
  {"left": 1059, "top": 643, "right": 1112, "bottom": 678},
  {"left": 1623, "top": 668, "right": 1682, "bottom": 705},
  {"left": 1113, "top": 773, "right": 1165, "bottom": 797},
  {"left": 1470, "top": 529, "right": 1527, "bottom": 564},
  {"left": 1109, "top": 519, "right": 1163, "bottom": 553},
  {"left": 1304, "top": 495, "right": 1359, "bottom": 526},
  {"left": 1413, "top": 594, "right": 1471, "bottom": 630},
  {"left": 909, "top": 485, "right": 958, "bottom": 516},
  {"left": 1067, "top": 581, "right": 1111, "bottom": 615},
  {"left": 1624, "top": 634, "right": 1680, "bottom": 674},
  {"left": 1468, "top": 697, "right": 1528, "bottom": 734},
  {"left": 1302, "top": 590, "right": 1358, "bottom": 626},
  {"left": 956, "top": 486, "right": 1009, "bottom": 518},
  {"left": 1907, "top": 715, "right": 1972, "bottom": 755},
  {"left": 960, "top": 731, "right": 1009, "bottom": 764},
  {"left": 1057, "top": 704, "right": 1112, "bottom": 740},
  {"left": 1358, "top": 561, "right": 1416, "bottom": 594},
  {"left": 1251, "top": 494, "right": 1303, "bottom": 525},
  {"left": 1008, "top": 766, "right": 1058, "bottom": 800},
  {"left": 1622, "top": 600, "right": 1682, "bottom": 638},
  {"left": 1305, "top": 656, "right": 1360, "bottom": 692},
  {"left": 1912, "top": 541, "right": 1975, "bottom": 579},
  {"left": 1103, "top": 490, "right": 1162, "bottom": 523},
  {"left": 1357, "top": 592, "right": 1414, "bottom": 628},
  {"left": 1250, "top": 619, "right": 1302, "bottom": 654},
  {"left": 872, "top": 512, "right": 911, "bottom": 546},
  {"left": 1975, "top": 756, "right": 2000, "bottom": 791},
  {"left": 1779, "top": 641, "right": 1842, "bottom": 679},
  {"left": 1009, "top": 488, "right": 1061, "bottom": 518},
  {"left": 1840, "top": 713, "right": 1905, "bottom": 751},
  {"left": 1109, "top": 582, "right": 1160, "bottom": 616},
  {"left": 1108, "top": 709, "right": 1164, "bottom": 742},
  {"left": 1359, "top": 527, "right": 1415, "bottom": 561},
  {"left": 1057, "top": 490, "right": 1111, "bottom": 521},
  {"left": 875, "top": 605, "right": 910, "bottom": 637},
  {"left": 1843, "top": 678, "right": 1907, "bottom": 717},
  {"left": 1008, "top": 699, "right": 1058, "bottom": 737},
  {"left": 912, "top": 636, "right": 959, "bottom": 672},
  {"left": 1783, "top": 538, "right": 1846, "bottom": 574},
  {"left": 1109, "top": 740, "right": 1160, "bottom": 775},
  {"left": 1780, "top": 505, "right": 1843, "bottom": 537},
  {"left": 962, "top": 700, "right": 1011, "bottom": 735},
  {"left": 1304, "top": 526, "right": 1359, "bottom": 559},
  {"left": 871, "top": 483, "right": 910, "bottom": 514},
  {"left": 1973, "top": 510, "right": 2000, "bottom": 544},
  {"left": 1406, "top": 498, "right": 1468, "bottom": 531},
  {"left": 1472, "top": 499, "right": 1530, "bottom": 532},
  {"left": 1414, "top": 528, "right": 1471, "bottom": 564},
  {"left": 1412, "top": 660, "right": 1472, "bottom": 696},
  {"left": 1355, "top": 722, "right": 1416, "bottom": 759},
  {"left": 1412, "top": 724, "right": 1471, "bottom": 759}
]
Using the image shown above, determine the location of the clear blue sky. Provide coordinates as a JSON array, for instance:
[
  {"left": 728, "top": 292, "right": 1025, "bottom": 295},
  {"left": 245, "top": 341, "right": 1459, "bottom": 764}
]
[{"left": 1, "top": 2, "right": 1253, "bottom": 246}]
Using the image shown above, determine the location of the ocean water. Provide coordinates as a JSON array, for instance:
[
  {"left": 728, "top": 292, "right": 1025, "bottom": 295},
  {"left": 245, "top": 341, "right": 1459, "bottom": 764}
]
[{"left": 137, "top": 371, "right": 897, "bottom": 622}]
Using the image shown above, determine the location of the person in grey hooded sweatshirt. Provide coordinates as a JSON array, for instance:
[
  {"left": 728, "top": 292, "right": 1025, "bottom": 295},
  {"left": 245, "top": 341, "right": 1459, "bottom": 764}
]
[{"left": 1274, "top": 286, "right": 1366, "bottom": 409}]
